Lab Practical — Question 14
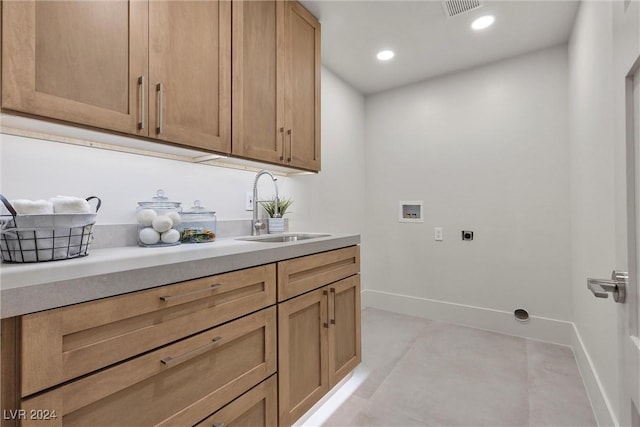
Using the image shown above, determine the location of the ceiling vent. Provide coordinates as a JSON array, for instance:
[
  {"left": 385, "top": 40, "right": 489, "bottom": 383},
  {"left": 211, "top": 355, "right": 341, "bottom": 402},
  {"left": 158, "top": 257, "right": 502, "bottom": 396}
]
[{"left": 442, "top": 0, "right": 483, "bottom": 18}]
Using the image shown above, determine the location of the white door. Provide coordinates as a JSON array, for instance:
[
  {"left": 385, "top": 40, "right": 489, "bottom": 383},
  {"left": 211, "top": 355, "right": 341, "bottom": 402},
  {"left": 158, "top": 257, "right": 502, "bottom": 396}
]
[
  {"left": 621, "top": 2, "right": 640, "bottom": 425},
  {"left": 589, "top": 2, "right": 640, "bottom": 426},
  {"left": 619, "top": 1, "right": 640, "bottom": 424},
  {"left": 592, "top": 58, "right": 640, "bottom": 427},
  {"left": 626, "top": 61, "right": 640, "bottom": 427}
]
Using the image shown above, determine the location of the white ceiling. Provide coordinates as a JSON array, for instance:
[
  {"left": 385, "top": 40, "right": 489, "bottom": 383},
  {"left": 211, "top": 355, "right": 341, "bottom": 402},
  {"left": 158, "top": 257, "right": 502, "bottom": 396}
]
[{"left": 300, "top": 0, "right": 580, "bottom": 95}]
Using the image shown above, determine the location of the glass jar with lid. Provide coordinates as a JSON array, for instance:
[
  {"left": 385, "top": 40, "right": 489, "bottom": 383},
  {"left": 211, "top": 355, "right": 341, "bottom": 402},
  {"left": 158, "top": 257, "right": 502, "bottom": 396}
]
[
  {"left": 178, "top": 200, "right": 216, "bottom": 243},
  {"left": 136, "top": 189, "right": 182, "bottom": 247}
]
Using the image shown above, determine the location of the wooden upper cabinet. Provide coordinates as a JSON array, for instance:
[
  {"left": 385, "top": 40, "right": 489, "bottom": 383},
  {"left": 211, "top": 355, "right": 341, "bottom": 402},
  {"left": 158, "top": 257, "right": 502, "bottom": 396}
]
[
  {"left": 149, "top": 1, "right": 231, "bottom": 153},
  {"left": 284, "top": 1, "right": 321, "bottom": 171},
  {"left": 231, "top": 0, "right": 285, "bottom": 164},
  {"left": 2, "top": 0, "right": 230, "bottom": 153},
  {"left": 232, "top": 0, "right": 320, "bottom": 172},
  {"left": 2, "top": 0, "right": 318, "bottom": 167},
  {"left": 1, "top": 1, "right": 148, "bottom": 135}
]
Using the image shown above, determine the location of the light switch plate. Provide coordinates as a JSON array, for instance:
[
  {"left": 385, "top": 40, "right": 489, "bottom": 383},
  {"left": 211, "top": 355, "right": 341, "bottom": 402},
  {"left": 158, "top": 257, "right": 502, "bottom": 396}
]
[
  {"left": 434, "top": 227, "right": 443, "bottom": 241},
  {"left": 246, "top": 192, "right": 254, "bottom": 211}
]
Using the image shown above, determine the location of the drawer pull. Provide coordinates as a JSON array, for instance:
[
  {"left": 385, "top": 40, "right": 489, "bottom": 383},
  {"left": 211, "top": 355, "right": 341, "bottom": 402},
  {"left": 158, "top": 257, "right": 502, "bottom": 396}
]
[
  {"left": 156, "top": 82, "right": 164, "bottom": 134},
  {"left": 159, "top": 284, "right": 222, "bottom": 302},
  {"left": 287, "top": 129, "right": 293, "bottom": 162},
  {"left": 323, "top": 290, "right": 329, "bottom": 328},
  {"left": 138, "top": 75, "right": 145, "bottom": 130},
  {"left": 280, "top": 127, "right": 285, "bottom": 161},
  {"left": 330, "top": 287, "right": 336, "bottom": 324},
  {"left": 213, "top": 423, "right": 225, "bottom": 427},
  {"left": 160, "top": 336, "right": 223, "bottom": 366}
]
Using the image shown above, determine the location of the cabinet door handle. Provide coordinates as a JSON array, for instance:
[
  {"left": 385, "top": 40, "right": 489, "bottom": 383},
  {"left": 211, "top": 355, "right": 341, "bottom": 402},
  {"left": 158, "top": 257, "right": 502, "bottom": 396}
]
[
  {"left": 138, "top": 76, "right": 145, "bottom": 130},
  {"left": 287, "top": 129, "right": 293, "bottom": 162},
  {"left": 159, "top": 284, "right": 222, "bottom": 302},
  {"left": 160, "top": 336, "right": 223, "bottom": 366},
  {"left": 156, "top": 82, "right": 164, "bottom": 134},
  {"left": 323, "top": 290, "right": 329, "bottom": 328},
  {"left": 330, "top": 288, "right": 336, "bottom": 324},
  {"left": 280, "top": 127, "right": 285, "bottom": 160},
  {"left": 212, "top": 423, "right": 225, "bottom": 427}
]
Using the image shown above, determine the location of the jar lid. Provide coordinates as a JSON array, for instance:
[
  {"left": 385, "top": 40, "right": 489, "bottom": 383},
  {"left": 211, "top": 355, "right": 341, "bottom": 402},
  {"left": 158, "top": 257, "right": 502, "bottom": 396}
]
[
  {"left": 181, "top": 200, "right": 216, "bottom": 215},
  {"left": 138, "top": 189, "right": 182, "bottom": 208}
]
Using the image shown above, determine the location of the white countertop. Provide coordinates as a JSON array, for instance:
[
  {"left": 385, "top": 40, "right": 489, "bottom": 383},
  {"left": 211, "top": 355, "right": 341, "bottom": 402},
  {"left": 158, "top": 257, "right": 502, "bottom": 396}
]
[{"left": 0, "top": 233, "right": 360, "bottom": 318}]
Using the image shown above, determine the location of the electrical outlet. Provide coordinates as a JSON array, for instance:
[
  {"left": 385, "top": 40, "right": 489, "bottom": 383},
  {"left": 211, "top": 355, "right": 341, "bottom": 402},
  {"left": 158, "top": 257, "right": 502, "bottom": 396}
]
[
  {"left": 434, "top": 227, "right": 443, "bottom": 241},
  {"left": 246, "top": 192, "right": 254, "bottom": 211}
]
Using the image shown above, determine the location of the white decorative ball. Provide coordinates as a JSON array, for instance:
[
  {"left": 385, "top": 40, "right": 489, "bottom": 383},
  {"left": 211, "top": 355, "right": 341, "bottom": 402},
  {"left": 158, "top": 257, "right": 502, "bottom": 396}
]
[
  {"left": 139, "top": 228, "right": 160, "bottom": 245},
  {"left": 167, "top": 211, "right": 182, "bottom": 227},
  {"left": 161, "top": 229, "right": 180, "bottom": 244},
  {"left": 152, "top": 215, "right": 173, "bottom": 233},
  {"left": 136, "top": 209, "right": 157, "bottom": 226}
]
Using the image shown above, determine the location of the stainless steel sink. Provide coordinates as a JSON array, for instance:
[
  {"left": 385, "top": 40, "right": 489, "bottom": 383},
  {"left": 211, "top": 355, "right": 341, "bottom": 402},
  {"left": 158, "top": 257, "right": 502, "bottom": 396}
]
[{"left": 236, "top": 233, "right": 331, "bottom": 243}]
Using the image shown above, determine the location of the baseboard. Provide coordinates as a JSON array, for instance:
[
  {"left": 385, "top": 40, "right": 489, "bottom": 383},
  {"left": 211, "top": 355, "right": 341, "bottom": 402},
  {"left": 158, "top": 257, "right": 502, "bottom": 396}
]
[
  {"left": 361, "top": 289, "right": 617, "bottom": 426},
  {"left": 293, "top": 372, "right": 354, "bottom": 427},
  {"left": 571, "top": 325, "right": 618, "bottom": 427},
  {"left": 362, "top": 289, "right": 573, "bottom": 345}
]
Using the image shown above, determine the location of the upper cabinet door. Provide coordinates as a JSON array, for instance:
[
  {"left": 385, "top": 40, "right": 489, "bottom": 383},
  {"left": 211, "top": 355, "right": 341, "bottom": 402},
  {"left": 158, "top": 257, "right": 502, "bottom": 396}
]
[
  {"left": 284, "top": 1, "right": 321, "bottom": 171},
  {"left": 1, "top": 1, "right": 148, "bottom": 135},
  {"left": 231, "top": 0, "right": 285, "bottom": 164},
  {"left": 149, "top": 1, "right": 231, "bottom": 153}
]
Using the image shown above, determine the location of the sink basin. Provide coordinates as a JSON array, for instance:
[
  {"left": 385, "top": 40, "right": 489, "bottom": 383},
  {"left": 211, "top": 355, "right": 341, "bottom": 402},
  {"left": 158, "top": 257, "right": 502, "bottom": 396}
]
[{"left": 236, "top": 233, "right": 331, "bottom": 243}]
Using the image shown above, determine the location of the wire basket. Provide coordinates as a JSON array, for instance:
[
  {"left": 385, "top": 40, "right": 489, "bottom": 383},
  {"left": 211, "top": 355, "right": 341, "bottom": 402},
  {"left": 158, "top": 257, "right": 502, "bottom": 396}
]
[{"left": 0, "top": 195, "right": 102, "bottom": 263}]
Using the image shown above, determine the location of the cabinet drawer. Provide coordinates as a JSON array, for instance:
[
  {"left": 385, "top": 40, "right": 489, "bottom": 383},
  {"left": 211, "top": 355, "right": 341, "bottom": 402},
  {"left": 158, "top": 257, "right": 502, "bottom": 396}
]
[
  {"left": 21, "top": 307, "right": 277, "bottom": 427},
  {"left": 196, "top": 375, "right": 278, "bottom": 427},
  {"left": 21, "top": 264, "right": 276, "bottom": 396},
  {"left": 277, "top": 246, "right": 359, "bottom": 301}
]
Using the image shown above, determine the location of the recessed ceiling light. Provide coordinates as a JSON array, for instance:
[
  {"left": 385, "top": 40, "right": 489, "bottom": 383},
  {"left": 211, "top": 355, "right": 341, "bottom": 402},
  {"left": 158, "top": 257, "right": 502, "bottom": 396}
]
[
  {"left": 471, "top": 15, "right": 495, "bottom": 31},
  {"left": 376, "top": 50, "right": 395, "bottom": 61}
]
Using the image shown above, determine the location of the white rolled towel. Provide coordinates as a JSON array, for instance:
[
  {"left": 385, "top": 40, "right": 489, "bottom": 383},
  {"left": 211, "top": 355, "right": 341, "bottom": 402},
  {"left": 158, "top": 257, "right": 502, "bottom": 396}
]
[
  {"left": 50, "top": 196, "right": 91, "bottom": 214},
  {"left": 10, "top": 199, "right": 54, "bottom": 215}
]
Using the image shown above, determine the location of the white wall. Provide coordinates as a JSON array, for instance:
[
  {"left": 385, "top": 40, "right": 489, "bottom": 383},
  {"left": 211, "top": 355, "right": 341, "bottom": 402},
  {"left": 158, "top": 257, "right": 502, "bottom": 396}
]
[
  {"left": 289, "top": 68, "right": 366, "bottom": 234},
  {"left": 363, "top": 46, "right": 572, "bottom": 323},
  {"left": 0, "top": 66, "right": 365, "bottom": 235},
  {"left": 0, "top": 135, "right": 263, "bottom": 223}
]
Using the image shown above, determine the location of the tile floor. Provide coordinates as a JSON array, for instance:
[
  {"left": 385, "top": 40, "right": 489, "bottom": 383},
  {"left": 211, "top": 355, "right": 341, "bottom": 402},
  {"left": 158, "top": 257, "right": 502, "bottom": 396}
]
[{"left": 304, "top": 308, "right": 597, "bottom": 427}]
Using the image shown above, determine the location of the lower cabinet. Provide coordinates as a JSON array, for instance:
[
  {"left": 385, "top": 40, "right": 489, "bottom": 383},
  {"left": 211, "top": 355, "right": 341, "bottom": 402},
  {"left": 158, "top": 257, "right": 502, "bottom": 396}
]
[
  {"left": 1, "top": 246, "right": 361, "bottom": 427},
  {"left": 20, "top": 264, "right": 276, "bottom": 397},
  {"left": 278, "top": 274, "right": 361, "bottom": 426},
  {"left": 278, "top": 288, "right": 329, "bottom": 426},
  {"left": 21, "top": 307, "right": 276, "bottom": 427},
  {"left": 328, "top": 275, "right": 362, "bottom": 387},
  {"left": 196, "top": 375, "right": 278, "bottom": 427}
]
